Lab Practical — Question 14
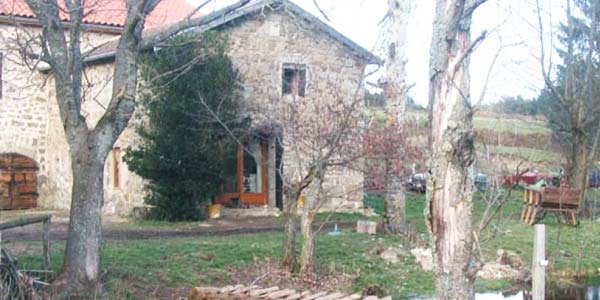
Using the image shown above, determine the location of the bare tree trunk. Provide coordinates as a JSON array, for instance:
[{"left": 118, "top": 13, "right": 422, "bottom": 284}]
[
  {"left": 425, "top": 1, "right": 484, "bottom": 299},
  {"left": 54, "top": 146, "right": 106, "bottom": 294},
  {"left": 570, "top": 134, "right": 589, "bottom": 190},
  {"left": 299, "top": 203, "right": 316, "bottom": 277},
  {"left": 381, "top": 0, "right": 412, "bottom": 234},
  {"left": 383, "top": 163, "right": 407, "bottom": 234},
  {"left": 282, "top": 190, "right": 298, "bottom": 270},
  {"left": 570, "top": 132, "right": 589, "bottom": 211}
]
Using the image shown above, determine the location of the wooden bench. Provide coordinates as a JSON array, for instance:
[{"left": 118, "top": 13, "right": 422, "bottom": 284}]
[{"left": 521, "top": 186, "right": 581, "bottom": 226}]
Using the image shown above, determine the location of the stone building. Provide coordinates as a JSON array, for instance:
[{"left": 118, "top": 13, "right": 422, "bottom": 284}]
[{"left": 0, "top": 0, "right": 381, "bottom": 215}]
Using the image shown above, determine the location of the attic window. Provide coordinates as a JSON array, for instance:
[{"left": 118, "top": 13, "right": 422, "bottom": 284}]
[{"left": 282, "top": 64, "right": 306, "bottom": 97}]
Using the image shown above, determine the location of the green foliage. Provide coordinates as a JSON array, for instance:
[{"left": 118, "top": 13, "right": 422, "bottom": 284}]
[
  {"left": 535, "top": 0, "right": 600, "bottom": 160},
  {"left": 124, "top": 33, "right": 246, "bottom": 221},
  {"left": 487, "top": 95, "right": 542, "bottom": 116}
]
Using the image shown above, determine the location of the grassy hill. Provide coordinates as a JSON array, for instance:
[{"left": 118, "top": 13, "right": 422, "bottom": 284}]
[{"left": 371, "top": 108, "right": 562, "bottom": 173}]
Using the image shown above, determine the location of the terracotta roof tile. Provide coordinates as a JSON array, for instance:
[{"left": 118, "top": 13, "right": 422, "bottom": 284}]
[{"left": 0, "top": 0, "right": 195, "bottom": 28}]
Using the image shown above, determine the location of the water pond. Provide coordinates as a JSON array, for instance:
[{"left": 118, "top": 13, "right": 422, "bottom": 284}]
[{"left": 476, "top": 285, "right": 600, "bottom": 300}]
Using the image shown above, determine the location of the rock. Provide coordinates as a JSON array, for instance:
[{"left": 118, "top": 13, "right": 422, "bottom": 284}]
[
  {"left": 476, "top": 249, "right": 529, "bottom": 280},
  {"left": 379, "top": 247, "right": 400, "bottom": 264},
  {"left": 477, "top": 262, "right": 521, "bottom": 280},
  {"left": 357, "top": 220, "right": 377, "bottom": 235},
  {"left": 410, "top": 248, "right": 433, "bottom": 271},
  {"left": 496, "top": 249, "right": 525, "bottom": 269}
]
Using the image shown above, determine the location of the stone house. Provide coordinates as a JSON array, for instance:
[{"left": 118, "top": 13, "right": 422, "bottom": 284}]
[{"left": 0, "top": 0, "right": 381, "bottom": 215}]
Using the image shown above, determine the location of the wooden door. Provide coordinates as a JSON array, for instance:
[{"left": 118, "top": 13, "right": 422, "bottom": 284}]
[{"left": 0, "top": 153, "right": 38, "bottom": 210}]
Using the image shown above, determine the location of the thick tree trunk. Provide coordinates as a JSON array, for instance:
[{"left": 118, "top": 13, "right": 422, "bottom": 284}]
[
  {"left": 425, "top": 1, "right": 480, "bottom": 299},
  {"left": 570, "top": 132, "right": 589, "bottom": 190},
  {"left": 381, "top": 0, "right": 412, "bottom": 235},
  {"left": 570, "top": 132, "right": 589, "bottom": 211},
  {"left": 53, "top": 143, "right": 107, "bottom": 294},
  {"left": 383, "top": 166, "right": 407, "bottom": 234}
]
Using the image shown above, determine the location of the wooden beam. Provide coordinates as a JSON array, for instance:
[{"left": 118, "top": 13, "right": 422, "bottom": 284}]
[
  {"left": 261, "top": 142, "right": 268, "bottom": 205},
  {"left": 42, "top": 218, "right": 51, "bottom": 271},
  {"left": 0, "top": 214, "right": 52, "bottom": 230},
  {"left": 237, "top": 144, "right": 244, "bottom": 204}
]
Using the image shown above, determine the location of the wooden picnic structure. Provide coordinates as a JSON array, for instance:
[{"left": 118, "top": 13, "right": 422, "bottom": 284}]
[
  {"left": 189, "top": 285, "right": 391, "bottom": 300},
  {"left": 520, "top": 186, "right": 581, "bottom": 226}
]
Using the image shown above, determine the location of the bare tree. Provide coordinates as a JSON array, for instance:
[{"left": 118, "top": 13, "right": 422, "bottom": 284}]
[
  {"left": 425, "top": 0, "right": 488, "bottom": 299},
  {"left": 273, "top": 1, "right": 377, "bottom": 275},
  {"left": 19, "top": 0, "right": 249, "bottom": 294},
  {"left": 278, "top": 73, "right": 367, "bottom": 276},
  {"left": 378, "top": 0, "right": 414, "bottom": 234}
]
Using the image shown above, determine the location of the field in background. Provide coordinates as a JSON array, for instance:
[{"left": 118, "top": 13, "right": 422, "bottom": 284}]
[{"left": 402, "top": 109, "right": 561, "bottom": 172}]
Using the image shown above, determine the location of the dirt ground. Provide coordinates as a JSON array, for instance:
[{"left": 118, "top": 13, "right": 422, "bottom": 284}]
[{"left": 0, "top": 209, "right": 293, "bottom": 242}]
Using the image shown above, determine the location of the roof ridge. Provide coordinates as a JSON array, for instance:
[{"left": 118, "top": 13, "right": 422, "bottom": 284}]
[{"left": 40, "top": 0, "right": 381, "bottom": 71}]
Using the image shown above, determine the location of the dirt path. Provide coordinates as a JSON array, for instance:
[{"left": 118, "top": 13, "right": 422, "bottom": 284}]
[{"left": 0, "top": 210, "right": 350, "bottom": 242}]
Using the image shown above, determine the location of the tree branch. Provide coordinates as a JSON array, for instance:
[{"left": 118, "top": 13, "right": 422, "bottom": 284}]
[
  {"left": 139, "top": 0, "right": 251, "bottom": 50},
  {"left": 464, "top": 0, "right": 488, "bottom": 18},
  {"left": 24, "top": 0, "right": 87, "bottom": 140},
  {"left": 311, "top": 0, "right": 330, "bottom": 22},
  {"left": 453, "top": 30, "right": 487, "bottom": 76}
]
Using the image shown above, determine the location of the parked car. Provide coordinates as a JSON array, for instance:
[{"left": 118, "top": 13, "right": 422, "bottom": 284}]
[
  {"left": 590, "top": 170, "right": 600, "bottom": 188},
  {"left": 407, "top": 173, "right": 427, "bottom": 193},
  {"left": 473, "top": 173, "right": 488, "bottom": 191}
]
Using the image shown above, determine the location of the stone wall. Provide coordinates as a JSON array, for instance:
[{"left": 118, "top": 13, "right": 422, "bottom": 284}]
[
  {"left": 0, "top": 22, "right": 120, "bottom": 210},
  {"left": 44, "top": 61, "right": 146, "bottom": 214},
  {"left": 221, "top": 9, "right": 366, "bottom": 209},
  {"left": 0, "top": 6, "right": 368, "bottom": 214}
]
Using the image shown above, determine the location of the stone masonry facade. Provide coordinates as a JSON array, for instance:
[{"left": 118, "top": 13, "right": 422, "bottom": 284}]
[
  {"left": 0, "top": 2, "right": 373, "bottom": 215},
  {"left": 0, "top": 23, "right": 120, "bottom": 211}
]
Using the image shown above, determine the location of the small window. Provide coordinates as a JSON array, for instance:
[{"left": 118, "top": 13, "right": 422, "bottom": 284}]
[
  {"left": 112, "top": 147, "right": 121, "bottom": 189},
  {"left": 282, "top": 64, "right": 306, "bottom": 97}
]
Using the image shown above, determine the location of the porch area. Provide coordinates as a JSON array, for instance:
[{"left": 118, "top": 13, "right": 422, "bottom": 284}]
[{"left": 214, "top": 136, "right": 282, "bottom": 210}]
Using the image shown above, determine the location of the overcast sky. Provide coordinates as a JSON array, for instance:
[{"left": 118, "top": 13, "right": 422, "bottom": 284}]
[{"left": 187, "top": 0, "right": 564, "bottom": 106}]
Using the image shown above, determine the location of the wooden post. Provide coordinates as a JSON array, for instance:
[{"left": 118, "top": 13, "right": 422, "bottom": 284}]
[
  {"left": 532, "top": 224, "right": 546, "bottom": 300},
  {"left": 42, "top": 218, "right": 51, "bottom": 272}
]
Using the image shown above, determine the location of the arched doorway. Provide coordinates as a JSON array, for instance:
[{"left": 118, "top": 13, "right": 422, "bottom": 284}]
[{"left": 0, "top": 153, "right": 38, "bottom": 210}]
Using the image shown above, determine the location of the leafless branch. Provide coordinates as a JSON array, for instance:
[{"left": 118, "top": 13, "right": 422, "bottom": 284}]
[
  {"left": 311, "top": 0, "right": 330, "bottom": 22},
  {"left": 139, "top": 0, "right": 251, "bottom": 50}
]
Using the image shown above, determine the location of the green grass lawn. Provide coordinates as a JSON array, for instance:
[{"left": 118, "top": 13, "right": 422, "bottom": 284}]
[
  {"left": 15, "top": 190, "right": 600, "bottom": 299},
  {"left": 473, "top": 117, "right": 550, "bottom": 135},
  {"left": 405, "top": 110, "right": 551, "bottom": 135}
]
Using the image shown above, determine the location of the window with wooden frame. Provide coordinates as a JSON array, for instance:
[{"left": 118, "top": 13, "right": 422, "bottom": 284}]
[
  {"left": 112, "top": 147, "right": 121, "bottom": 189},
  {"left": 282, "top": 63, "right": 306, "bottom": 97}
]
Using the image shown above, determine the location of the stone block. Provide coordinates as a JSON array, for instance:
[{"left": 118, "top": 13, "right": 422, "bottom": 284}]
[{"left": 357, "top": 220, "right": 377, "bottom": 235}]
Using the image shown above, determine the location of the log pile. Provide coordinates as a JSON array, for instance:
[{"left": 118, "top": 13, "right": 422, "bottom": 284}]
[{"left": 188, "top": 285, "right": 391, "bottom": 300}]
